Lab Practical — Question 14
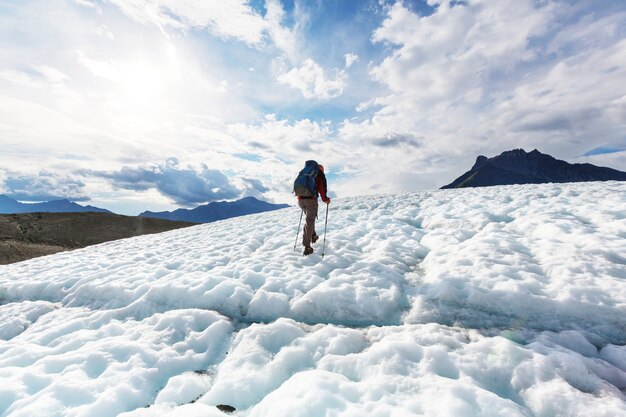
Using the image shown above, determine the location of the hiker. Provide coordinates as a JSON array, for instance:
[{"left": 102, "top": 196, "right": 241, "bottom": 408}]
[{"left": 294, "top": 160, "right": 330, "bottom": 256}]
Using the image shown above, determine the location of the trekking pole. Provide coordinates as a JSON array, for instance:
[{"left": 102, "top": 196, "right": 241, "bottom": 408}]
[
  {"left": 294, "top": 209, "right": 304, "bottom": 251},
  {"left": 321, "top": 203, "right": 329, "bottom": 258}
]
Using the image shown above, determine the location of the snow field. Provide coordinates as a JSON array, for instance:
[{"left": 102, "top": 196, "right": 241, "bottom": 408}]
[
  {"left": 0, "top": 193, "right": 428, "bottom": 327},
  {"left": 124, "top": 321, "right": 626, "bottom": 417},
  {"left": 0, "top": 305, "right": 232, "bottom": 417},
  {"left": 406, "top": 182, "right": 626, "bottom": 344},
  {"left": 0, "top": 181, "right": 625, "bottom": 416}
]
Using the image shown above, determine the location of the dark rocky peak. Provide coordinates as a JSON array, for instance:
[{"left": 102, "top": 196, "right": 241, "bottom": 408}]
[
  {"left": 471, "top": 155, "right": 489, "bottom": 171},
  {"left": 483, "top": 149, "right": 558, "bottom": 175},
  {"left": 442, "top": 148, "right": 626, "bottom": 189}
]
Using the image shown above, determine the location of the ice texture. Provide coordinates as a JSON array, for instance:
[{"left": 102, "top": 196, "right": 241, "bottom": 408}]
[{"left": 1, "top": 181, "right": 625, "bottom": 416}]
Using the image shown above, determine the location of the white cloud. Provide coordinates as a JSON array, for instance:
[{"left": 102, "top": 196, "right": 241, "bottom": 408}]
[
  {"left": 36, "top": 66, "right": 70, "bottom": 83},
  {"left": 107, "top": 0, "right": 297, "bottom": 58},
  {"left": 264, "top": 0, "right": 299, "bottom": 61},
  {"left": 277, "top": 59, "right": 346, "bottom": 100},
  {"left": 575, "top": 150, "right": 626, "bottom": 173},
  {"left": 161, "top": 0, "right": 267, "bottom": 44},
  {"left": 227, "top": 114, "right": 331, "bottom": 156},
  {"left": 0, "top": 70, "right": 37, "bottom": 86},
  {"left": 0, "top": 66, "right": 70, "bottom": 87},
  {"left": 547, "top": 10, "right": 626, "bottom": 55},
  {"left": 345, "top": 0, "right": 626, "bottom": 175},
  {"left": 488, "top": 38, "right": 626, "bottom": 153},
  {"left": 73, "top": 0, "right": 99, "bottom": 9},
  {"left": 77, "top": 51, "right": 122, "bottom": 81},
  {"left": 370, "top": 0, "right": 553, "bottom": 100},
  {"left": 344, "top": 53, "right": 359, "bottom": 69}
]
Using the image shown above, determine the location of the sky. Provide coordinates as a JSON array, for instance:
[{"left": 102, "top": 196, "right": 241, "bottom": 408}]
[{"left": 1, "top": 0, "right": 625, "bottom": 215}]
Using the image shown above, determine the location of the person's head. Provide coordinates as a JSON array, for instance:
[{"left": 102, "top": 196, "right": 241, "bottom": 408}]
[{"left": 318, "top": 164, "right": 325, "bottom": 172}]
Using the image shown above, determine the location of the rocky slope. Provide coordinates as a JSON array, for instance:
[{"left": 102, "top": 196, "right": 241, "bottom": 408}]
[{"left": 0, "top": 212, "right": 196, "bottom": 264}]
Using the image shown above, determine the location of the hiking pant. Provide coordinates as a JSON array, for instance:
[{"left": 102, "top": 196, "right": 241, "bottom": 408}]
[{"left": 298, "top": 198, "right": 318, "bottom": 248}]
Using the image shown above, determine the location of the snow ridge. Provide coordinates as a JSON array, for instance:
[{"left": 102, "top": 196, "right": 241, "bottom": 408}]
[{"left": 1, "top": 181, "right": 625, "bottom": 416}]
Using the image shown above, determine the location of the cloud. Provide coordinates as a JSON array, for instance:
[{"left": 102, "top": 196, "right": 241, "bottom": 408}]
[
  {"left": 575, "top": 148, "right": 626, "bottom": 172},
  {"left": 345, "top": 0, "right": 554, "bottom": 157},
  {"left": 371, "top": 133, "right": 422, "bottom": 148},
  {"left": 0, "top": 65, "right": 73, "bottom": 93},
  {"left": 0, "top": 171, "right": 90, "bottom": 202},
  {"left": 494, "top": 38, "right": 626, "bottom": 144},
  {"left": 79, "top": 158, "right": 246, "bottom": 206},
  {"left": 77, "top": 51, "right": 122, "bottom": 82},
  {"left": 264, "top": 0, "right": 299, "bottom": 60},
  {"left": 344, "top": 53, "right": 359, "bottom": 69},
  {"left": 277, "top": 59, "right": 346, "bottom": 99},
  {"left": 343, "top": 0, "right": 626, "bottom": 173},
  {"left": 107, "top": 0, "right": 297, "bottom": 58},
  {"left": 227, "top": 115, "right": 332, "bottom": 159},
  {"left": 582, "top": 146, "right": 626, "bottom": 157},
  {"left": 370, "top": 0, "right": 554, "bottom": 103},
  {"left": 581, "top": 138, "right": 626, "bottom": 157},
  {"left": 72, "top": 0, "right": 99, "bottom": 10},
  {"left": 241, "top": 178, "right": 270, "bottom": 193},
  {"left": 513, "top": 113, "right": 573, "bottom": 132}
]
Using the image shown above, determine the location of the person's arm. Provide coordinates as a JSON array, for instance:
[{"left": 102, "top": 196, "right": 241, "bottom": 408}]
[{"left": 318, "top": 172, "right": 330, "bottom": 204}]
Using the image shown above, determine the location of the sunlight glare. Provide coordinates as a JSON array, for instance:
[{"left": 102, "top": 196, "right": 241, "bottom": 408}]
[{"left": 118, "top": 61, "right": 166, "bottom": 111}]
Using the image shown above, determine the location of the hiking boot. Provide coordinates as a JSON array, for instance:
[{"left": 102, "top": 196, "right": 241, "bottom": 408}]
[
  {"left": 311, "top": 234, "right": 319, "bottom": 244},
  {"left": 303, "top": 246, "right": 314, "bottom": 256}
]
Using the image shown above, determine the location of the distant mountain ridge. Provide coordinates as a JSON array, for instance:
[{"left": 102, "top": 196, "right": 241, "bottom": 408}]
[
  {"left": 140, "top": 196, "right": 290, "bottom": 223},
  {"left": 442, "top": 149, "right": 626, "bottom": 189},
  {"left": 0, "top": 195, "right": 110, "bottom": 214}
]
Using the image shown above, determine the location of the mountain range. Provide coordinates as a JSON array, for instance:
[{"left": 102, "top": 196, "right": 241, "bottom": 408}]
[
  {"left": 0, "top": 195, "right": 110, "bottom": 214},
  {"left": 0, "top": 195, "right": 290, "bottom": 223},
  {"left": 140, "top": 196, "right": 290, "bottom": 223},
  {"left": 442, "top": 148, "right": 626, "bottom": 189}
]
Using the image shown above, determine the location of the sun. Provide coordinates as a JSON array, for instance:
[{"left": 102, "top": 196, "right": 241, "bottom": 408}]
[{"left": 118, "top": 61, "right": 166, "bottom": 110}]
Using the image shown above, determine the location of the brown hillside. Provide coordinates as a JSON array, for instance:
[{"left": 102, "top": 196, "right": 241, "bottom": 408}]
[{"left": 0, "top": 212, "right": 197, "bottom": 265}]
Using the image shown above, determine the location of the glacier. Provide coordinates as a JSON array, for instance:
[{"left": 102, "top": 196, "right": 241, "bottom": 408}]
[{"left": 0, "top": 181, "right": 625, "bottom": 416}]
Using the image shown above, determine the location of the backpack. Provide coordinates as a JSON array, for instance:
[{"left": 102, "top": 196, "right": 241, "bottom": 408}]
[{"left": 293, "top": 160, "right": 320, "bottom": 197}]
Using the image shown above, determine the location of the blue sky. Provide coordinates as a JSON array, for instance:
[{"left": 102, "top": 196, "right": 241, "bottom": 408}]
[{"left": 1, "top": 0, "right": 625, "bottom": 215}]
